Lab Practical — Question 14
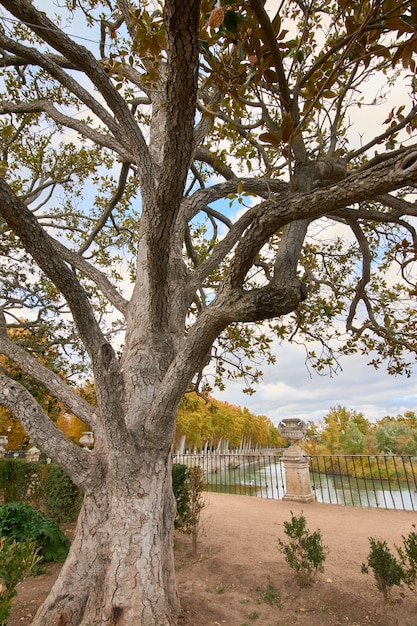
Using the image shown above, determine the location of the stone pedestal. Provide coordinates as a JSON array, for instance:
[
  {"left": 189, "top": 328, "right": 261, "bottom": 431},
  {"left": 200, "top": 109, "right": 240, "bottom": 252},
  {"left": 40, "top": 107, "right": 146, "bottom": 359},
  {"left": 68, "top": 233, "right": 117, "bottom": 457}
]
[
  {"left": 279, "top": 418, "right": 315, "bottom": 503},
  {"left": 0, "top": 436, "right": 8, "bottom": 458},
  {"left": 281, "top": 443, "right": 315, "bottom": 503},
  {"left": 26, "top": 446, "right": 40, "bottom": 462}
]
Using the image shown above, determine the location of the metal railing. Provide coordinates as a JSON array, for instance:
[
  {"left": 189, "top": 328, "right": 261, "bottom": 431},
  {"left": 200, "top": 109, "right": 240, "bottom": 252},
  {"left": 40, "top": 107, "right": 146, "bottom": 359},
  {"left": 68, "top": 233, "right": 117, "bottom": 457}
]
[
  {"left": 174, "top": 451, "right": 285, "bottom": 498},
  {"left": 173, "top": 452, "right": 417, "bottom": 511},
  {"left": 309, "top": 454, "right": 417, "bottom": 511}
]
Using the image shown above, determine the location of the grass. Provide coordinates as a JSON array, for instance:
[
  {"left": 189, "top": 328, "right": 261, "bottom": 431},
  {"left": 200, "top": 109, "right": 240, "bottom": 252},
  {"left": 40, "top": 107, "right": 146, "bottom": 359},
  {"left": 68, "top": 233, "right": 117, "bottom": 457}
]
[{"left": 262, "top": 579, "right": 281, "bottom": 608}]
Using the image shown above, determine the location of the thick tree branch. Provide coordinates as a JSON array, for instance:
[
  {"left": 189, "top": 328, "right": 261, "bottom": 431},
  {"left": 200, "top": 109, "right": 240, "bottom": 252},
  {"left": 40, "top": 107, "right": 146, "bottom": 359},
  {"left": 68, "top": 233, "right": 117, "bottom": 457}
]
[
  {"left": 139, "top": 0, "right": 201, "bottom": 330},
  {"left": 157, "top": 0, "right": 200, "bottom": 208},
  {"left": 225, "top": 150, "right": 417, "bottom": 289},
  {"left": 0, "top": 374, "right": 90, "bottom": 485},
  {"left": 273, "top": 219, "right": 310, "bottom": 281},
  {"left": 0, "top": 322, "right": 96, "bottom": 429},
  {"left": 0, "top": 177, "right": 106, "bottom": 360},
  {"left": 185, "top": 152, "right": 417, "bottom": 300},
  {"left": 148, "top": 273, "right": 306, "bottom": 436}
]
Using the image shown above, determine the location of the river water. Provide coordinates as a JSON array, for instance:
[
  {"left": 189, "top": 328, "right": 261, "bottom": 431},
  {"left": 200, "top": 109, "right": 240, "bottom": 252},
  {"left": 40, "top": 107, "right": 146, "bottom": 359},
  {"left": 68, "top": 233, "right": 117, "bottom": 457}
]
[{"left": 204, "top": 458, "right": 417, "bottom": 511}]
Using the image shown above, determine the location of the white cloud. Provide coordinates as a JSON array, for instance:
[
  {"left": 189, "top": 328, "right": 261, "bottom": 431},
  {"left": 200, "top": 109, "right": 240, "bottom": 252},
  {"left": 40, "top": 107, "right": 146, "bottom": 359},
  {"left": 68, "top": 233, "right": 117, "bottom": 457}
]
[{"left": 215, "top": 342, "right": 417, "bottom": 425}]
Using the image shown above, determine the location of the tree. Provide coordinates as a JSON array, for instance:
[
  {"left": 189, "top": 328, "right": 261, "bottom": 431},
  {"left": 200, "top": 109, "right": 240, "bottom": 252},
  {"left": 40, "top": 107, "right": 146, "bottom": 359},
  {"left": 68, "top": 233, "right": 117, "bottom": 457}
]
[
  {"left": 318, "top": 405, "right": 370, "bottom": 453},
  {"left": 375, "top": 418, "right": 417, "bottom": 454},
  {"left": 340, "top": 421, "right": 366, "bottom": 454},
  {"left": 175, "top": 393, "right": 282, "bottom": 450},
  {"left": 0, "top": 0, "right": 416, "bottom": 623}
]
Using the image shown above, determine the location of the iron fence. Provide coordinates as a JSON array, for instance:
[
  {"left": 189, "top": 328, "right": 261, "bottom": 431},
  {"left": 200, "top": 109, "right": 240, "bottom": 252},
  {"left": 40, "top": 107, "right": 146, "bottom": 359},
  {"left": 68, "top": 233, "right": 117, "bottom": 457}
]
[
  {"left": 174, "top": 451, "right": 285, "bottom": 498},
  {"left": 173, "top": 452, "right": 417, "bottom": 511},
  {"left": 309, "top": 454, "right": 417, "bottom": 511}
]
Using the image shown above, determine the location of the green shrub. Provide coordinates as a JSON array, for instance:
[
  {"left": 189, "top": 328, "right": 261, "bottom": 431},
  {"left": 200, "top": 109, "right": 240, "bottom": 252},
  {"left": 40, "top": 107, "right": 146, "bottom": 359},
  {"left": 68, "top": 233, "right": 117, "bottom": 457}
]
[
  {"left": 0, "top": 502, "right": 69, "bottom": 563},
  {"left": 362, "top": 526, "right": 417, "bottom": 601},
  {"left": 361, "top": 537, "right": 404, "bottom": 602},
  {"left": 398, "top": 525, "right": 417, "bottom": 589},
  {"left": 278, "top": 511, "right": 328, "bottom": 585},
  {"left": 42, "top": 465, "right": 83, "bottom": 523},
  {"left": 172, "top": 464, "right": 206, "bottom": 555},
  {"left": 0, "top": 537, "right": 41, "bottom": 625},
  {"left": 0, "top": 459, "right": 83, "bottom": 523},
  {"left": 0, "top": 459, "right": 42, "bottom": 503},
  {"left": 172, "top": 464, "right": 191, "bottom": 530}
]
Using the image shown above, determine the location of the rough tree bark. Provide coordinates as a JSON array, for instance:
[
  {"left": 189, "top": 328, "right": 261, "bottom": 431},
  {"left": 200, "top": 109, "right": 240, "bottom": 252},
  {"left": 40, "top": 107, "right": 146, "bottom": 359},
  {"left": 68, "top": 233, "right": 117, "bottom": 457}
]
[
  {"left": 34, "top": 452, "right": 179, "bottom": 625},
  {"left": 0, "top": 0, "right": 416, "bottom": 624}
]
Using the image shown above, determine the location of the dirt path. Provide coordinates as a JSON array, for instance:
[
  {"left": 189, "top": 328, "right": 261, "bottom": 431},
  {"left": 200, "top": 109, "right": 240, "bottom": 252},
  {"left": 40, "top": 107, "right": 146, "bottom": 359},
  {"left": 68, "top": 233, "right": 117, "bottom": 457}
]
[{"left": 7, "top": 493, "right": 417, "bottom": 625}]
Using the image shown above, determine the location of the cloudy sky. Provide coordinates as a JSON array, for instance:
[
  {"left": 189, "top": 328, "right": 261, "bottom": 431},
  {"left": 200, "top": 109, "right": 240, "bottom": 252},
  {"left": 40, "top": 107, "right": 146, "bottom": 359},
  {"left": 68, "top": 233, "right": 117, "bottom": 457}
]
[{"left": 215, "top": 343, "right": 417, "bottom": 426}]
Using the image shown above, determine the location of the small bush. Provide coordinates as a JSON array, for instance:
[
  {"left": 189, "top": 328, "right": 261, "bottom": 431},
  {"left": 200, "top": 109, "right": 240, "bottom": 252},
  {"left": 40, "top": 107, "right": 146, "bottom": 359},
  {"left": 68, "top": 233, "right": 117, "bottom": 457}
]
[
  {"left": 278, "top": 511, "right": 327, "bottom": 585},
  {"left": 0, "top": 537, "right": 41, "bottom": 625},
  {"left": 0, "top": 459, "right": 83, "bottom": 523},
  {"left": 172, "top": 464, "right": 206, "bottom": 556},
  {"left": 0, "top": 502, "right": 70, "bottom": 563},
  {"left": 361, "top": 537, "right": 404, "bottom": 602},
  {"left": 0, "top": 459, "right": 42, "bottom": 503},
  {"left": 172, "top": 464, "right": 191, "bottom": 530},
  {"left": 362, "top": 526, "right": 417, "bottom": 601},
  {"left": 397, "top": 525, "right": 417, "bottom": 589},
  {"left": 42, "top": 465, "right": 83, "bottom": 523}
]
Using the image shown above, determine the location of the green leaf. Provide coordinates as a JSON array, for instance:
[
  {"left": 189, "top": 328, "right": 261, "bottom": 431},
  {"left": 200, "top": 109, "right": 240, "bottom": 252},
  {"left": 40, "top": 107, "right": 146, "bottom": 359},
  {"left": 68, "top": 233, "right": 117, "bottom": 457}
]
[{"left": 223, "top": 10, "right": 244, "bottom": 34}]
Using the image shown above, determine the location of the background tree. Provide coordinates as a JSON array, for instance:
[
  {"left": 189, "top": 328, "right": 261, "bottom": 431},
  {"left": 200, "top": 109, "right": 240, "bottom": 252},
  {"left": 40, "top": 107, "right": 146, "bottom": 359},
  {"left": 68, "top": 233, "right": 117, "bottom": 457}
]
[
  {"left": 321, "top": 405, "right": 370, "bottom": 453},
  {"left": 175, "top": 393, "right": 283, "bottom": 450},
  {"left": 0, "top": 0, "right": 416, "bottom": 624},
  {"left": 375, "top": 413, "right": 417, "bottom": 454},
  {"left": 303, "top": 409, "right": 417, "bottom": 455}
]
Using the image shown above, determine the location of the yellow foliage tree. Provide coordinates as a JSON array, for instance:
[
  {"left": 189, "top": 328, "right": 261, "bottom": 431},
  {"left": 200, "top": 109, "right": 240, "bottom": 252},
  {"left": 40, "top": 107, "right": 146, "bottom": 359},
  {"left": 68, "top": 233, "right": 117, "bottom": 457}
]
[{"left": 175, "top": 393, "right": 284, "bottom": 450}]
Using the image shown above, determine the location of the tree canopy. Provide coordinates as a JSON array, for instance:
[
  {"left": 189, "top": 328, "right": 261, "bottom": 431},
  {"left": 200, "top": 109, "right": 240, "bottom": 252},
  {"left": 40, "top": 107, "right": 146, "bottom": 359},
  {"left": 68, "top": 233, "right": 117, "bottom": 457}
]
[
  {"left": 0, "top": 0, "right": 416, "bottom": 399},
  {"left": 0, "top": 0, "right": 416, "bottom": 624}
]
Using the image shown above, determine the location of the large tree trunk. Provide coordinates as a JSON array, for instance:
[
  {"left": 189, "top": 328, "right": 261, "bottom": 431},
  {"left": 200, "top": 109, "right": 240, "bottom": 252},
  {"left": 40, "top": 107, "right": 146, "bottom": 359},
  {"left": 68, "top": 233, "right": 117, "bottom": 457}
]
[{"left": 32, "top": 448, "right": 180, "bottom": 626}]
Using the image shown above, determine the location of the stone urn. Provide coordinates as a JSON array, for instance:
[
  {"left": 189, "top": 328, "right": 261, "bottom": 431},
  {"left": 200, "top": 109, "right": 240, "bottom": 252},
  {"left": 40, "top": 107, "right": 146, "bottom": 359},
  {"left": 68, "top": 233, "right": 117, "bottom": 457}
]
[
  {"left": 278, "top": 418, "right": 307, "bottom": 445},
  {"left": 79, "top": 431, "right": 94, "bottom": 449}
]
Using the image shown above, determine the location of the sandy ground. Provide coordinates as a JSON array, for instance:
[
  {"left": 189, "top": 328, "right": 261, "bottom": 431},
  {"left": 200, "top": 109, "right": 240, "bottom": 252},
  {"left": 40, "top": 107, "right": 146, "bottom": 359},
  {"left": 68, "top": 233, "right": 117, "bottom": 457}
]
[{"left": 7, "top": 492, "right": 417, "bottom": 626}]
